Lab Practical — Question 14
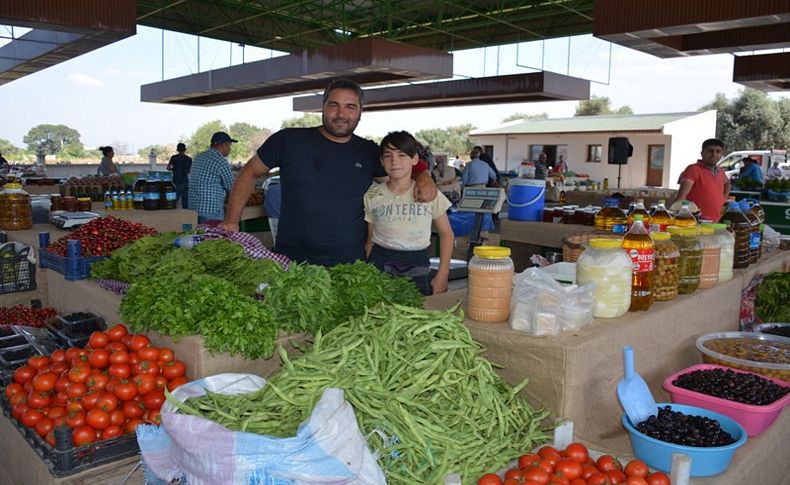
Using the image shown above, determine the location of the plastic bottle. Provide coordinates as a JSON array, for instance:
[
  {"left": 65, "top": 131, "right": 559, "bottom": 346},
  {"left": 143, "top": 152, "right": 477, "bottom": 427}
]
[
  {"left": 104, "top": 191, "right": 113, "bottom": 211},
  {"left": 558, "top": 190, "right": 566, "bottom": 204},
  {"left": 706, "top": 223, "right": 735, "bottom": 283},
  {"left": 698, "top": 225, "right": 721, "bottom": 289},
  {"left": 132, "top": 176, "right": 146, "bottom": 209},
  {"left": 0, "top": 183, "right": 33, "bottom": 230},
  {"left": 622, "top": 215, "right": 654, "bottom": 311},
  {"left": 603, "top": 177, "right": 609, "bottom": 190},
  {"left": 160, "top": 175, "right": 177, "bottom": 210},
  {"left": 174, "top": 235, "right": 203, "bottom": 249},
  {"left": 467, "top": 246, "right": 514, "bottom": 323},
  {"left": 576, "top": 238, "right": 632, "bottom": 318},
  {"left": 738, "top": 200, "right": 761, "bottom": 264},
  {"left": 143, "top": 177, "right": 161, "bottom": 210},
  {"left": 749, "top": 199, "right": 765, "bottom": 260},
  {"left": 627, "top": 198, "right": 651, "bottom": 230},
  {"left": 650, "top": 199, "right": 674, "bottom": 233},
  {"left": 668, "top": 226, "right": 702, "bottom": 294},
  {"left": 111, "top": 189, "right": 121, "bottom": 210},
  {"left": 718, "top": 201, "right": 751, "bottom": 269},
  {"left": 594, "top": 197, "right": 628, "bottom": 235},
  {"left": 124, "top": 186, "right": 134, "bottom": 209},
  {"left": 652, "top": 232, "right": 679, "bottom": 302},
  {"left": 673, "top": 201, "right": 697, "bottom": 227}
]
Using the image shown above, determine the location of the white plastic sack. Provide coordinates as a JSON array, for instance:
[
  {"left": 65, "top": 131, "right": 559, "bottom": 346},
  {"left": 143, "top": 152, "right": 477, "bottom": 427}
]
[
  {"left": 137, "top": 373, "right": 385, "bottom": 485},
  {"left": 509, "top": 268, "right": 594, "bottom": 336}
]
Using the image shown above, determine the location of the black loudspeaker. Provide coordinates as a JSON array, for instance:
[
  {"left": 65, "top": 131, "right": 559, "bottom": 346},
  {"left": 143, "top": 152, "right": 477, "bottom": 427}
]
[{"left": 608, "top": 137, "right": 633, "bottom": 165}]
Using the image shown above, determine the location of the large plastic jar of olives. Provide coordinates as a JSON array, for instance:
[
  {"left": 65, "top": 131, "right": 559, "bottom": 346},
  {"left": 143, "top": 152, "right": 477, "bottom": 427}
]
[
  {"left": 668, "top": 225, "right": 702, "bottom": 294},
  {"left": 0, "top": 182, "right": 33, "bottom": 230},
  {"left": 652, "top": 232, "right": 679, "bottom": 301},
  {"left": 698, "top": 225, "right": 721, "bottom": 289}
]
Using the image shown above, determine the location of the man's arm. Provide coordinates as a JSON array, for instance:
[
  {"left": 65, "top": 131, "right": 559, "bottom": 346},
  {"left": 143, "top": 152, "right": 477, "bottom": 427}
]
[
  {"left": 672, "top": 179, "right": 694, "bottom": 206},
  {"left": 723, "top": 178, "right": 731, "bottom": 199},
  {"left": 430, "top": 214, "right": 454, "bottom": 295},
  {"left": 219, "top": 154, "right": 270, "bottom": 232},
  {"left": 413, "top": 170, "right": 438, "bottom": 203}
]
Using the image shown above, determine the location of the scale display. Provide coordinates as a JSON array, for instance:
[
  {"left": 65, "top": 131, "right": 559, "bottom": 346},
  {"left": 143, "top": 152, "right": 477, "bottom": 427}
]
[
  {"left": 457, "top": 187, "right": 505, "bottom": 213},
  {"left": 50, "top": 211, "right": 100, "bottom": 229}
]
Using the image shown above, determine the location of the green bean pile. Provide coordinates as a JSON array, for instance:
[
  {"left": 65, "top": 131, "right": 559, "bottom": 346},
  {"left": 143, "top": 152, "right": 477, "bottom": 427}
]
[{"left": 167, "top": 304, "right": 550, "bottom": 484}]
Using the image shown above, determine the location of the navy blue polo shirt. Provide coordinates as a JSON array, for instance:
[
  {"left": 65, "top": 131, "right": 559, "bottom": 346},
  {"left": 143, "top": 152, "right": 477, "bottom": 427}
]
[{"left": 257, "top": 127, "right": 385, "bottom": 266}]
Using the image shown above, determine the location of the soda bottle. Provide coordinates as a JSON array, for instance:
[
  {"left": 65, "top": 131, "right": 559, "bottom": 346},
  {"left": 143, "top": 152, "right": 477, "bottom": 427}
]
[
  {"left": 650, "top": 199, "right": 673, "bottom": 232},
  {"left": 623, "top": 214, "right": 654, "bottom": 311},
  {"left": 718, "top": 201, "right": 751, "bottom": 268},
  {"left": 627, "top": 198, "right": 651, "bottom": 230},
  {"left": 739, "top": 200, "right": 761, "bottom": 264},
  {"left": 594, "top": 197, "right": 628, "bottom": 234},
  {"left": 673, "top": 200, "right": 697, "bottom": 227}
]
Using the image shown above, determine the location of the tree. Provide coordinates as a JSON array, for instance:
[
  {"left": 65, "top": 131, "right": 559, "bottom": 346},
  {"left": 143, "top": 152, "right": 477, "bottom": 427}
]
[
  {"left": 281, "top": 113, "right": 321, "bottom": 129},
  {"left": 416, "top": 124, "right": 476, "bottom": 157},
  {"left": 187, "top": 120, "right": 269, "bottom": 163},
  {"left": 700, "top": 88, "right": 789, "bottom": 150},
  {"left": 138, "top": 145, "right": 169, "bottom": 162},
  {"left": 188, "top": 120, "right": 226, "bottom": 156},
  {"left": 501, "top": 112, "right": 548, "bottom": 122},
  {"left": 23, "top": 124, "right": 82, "bottom": 155},
  {"left": 0, "top": 139, "right": 23, "bottom": 158},
  {"left": 574, "top": 96, "right": 633, "bottom": 116}
]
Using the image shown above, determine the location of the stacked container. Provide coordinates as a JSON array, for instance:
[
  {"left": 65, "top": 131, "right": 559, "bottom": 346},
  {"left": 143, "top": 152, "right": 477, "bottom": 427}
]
[{"left": 0, "top": 183, "right": 33, "bottom": 231}]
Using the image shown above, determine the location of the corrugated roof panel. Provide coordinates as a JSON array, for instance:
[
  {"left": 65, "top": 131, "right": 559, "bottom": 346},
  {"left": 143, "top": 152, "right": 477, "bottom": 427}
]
[{"left": 470, "top": 112, "right": 704, "bottom": 135}]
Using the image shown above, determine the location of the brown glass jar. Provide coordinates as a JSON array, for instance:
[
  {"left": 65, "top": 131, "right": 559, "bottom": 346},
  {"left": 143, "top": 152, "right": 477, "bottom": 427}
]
[
  {"left": 554, "top": 207, "right": 564, "bottom": 223},
  {"left": 563, "top": 206, "right": 576, "bottom": 224},
  {"left": 62, "top": 196, "right": 77, "bottom": 212},
  {"left": 77, "top": 197, "right": 92, "bottom": 211},
  {"left": 542, "top": 208, "right": 554, "bottom": 223},
  {"left": 50, "top": 194, "right": 63, "bottom": 211}
]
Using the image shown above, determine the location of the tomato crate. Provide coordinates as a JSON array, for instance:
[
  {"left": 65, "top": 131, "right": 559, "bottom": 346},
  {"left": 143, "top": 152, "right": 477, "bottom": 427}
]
[
  {"left": 0, "top": 393, "right": 140, "bottom": 477},
  {"left": 0, "top": 244, "right": 36, "bottom": 294},
  {"left": 37, "top": 233, "right": 106, "bottom": 281}
]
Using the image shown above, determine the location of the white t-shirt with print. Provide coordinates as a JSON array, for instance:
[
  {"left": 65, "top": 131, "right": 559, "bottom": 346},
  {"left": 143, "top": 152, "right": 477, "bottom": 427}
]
[{"left": 364, "top": 180, "right": 452, "bottom": 251}]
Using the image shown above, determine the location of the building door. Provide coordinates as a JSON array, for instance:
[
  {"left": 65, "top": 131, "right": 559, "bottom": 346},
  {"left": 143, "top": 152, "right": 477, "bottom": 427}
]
[{"left": 646, "top": 145, "right": 665, "bottom": 187}]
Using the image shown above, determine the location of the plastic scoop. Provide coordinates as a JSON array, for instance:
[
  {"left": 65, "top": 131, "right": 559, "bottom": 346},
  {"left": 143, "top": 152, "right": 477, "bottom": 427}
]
[{"left": 617, "top": 345, "right": 657, "bottom": 425}]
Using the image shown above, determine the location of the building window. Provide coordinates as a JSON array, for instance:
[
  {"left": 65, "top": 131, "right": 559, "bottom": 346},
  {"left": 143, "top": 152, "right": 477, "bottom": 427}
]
[
  {"left": 648, "top": 145, "right": 665, "bottom": 170},
  {"left": 587, "top": 145, "right": 602, "bottom": 163}
]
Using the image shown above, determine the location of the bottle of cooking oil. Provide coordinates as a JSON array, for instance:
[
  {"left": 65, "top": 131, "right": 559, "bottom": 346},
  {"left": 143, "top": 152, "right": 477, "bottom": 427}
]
[
  {"left": 747, "top": 199, "right": 765, "bottom": 261},
  {"left": 650, "top": 199, "right": 674, "bottom": 232},
  {"left": 627, "top": 198, "right": 651, "bottom": 230},
  {"left": 623, "top": 215, "right": 654, "bottom": 312},
  {"left": 739, "top": 200, "right": 761, "bottom": 264},
  {"left": 594, "top": 197, "right": 628, "bottom": 235},
  {"left": 673, "top": 200, "right": 697, "bottom": 227},
  {"left": 718, "top": 201, "right": 751, "bottom": 269}
]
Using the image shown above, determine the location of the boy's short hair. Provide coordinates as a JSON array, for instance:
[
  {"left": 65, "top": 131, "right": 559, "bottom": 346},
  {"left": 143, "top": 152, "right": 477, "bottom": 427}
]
[
  {"left": 701, "top": 138, "right": 723, "bottom": 151},
  {"left": 380, "top": 131, "right": 418, "bottom": 157},
  {"left": 323, "top": 79, "right": 364, "bottom": 108}
]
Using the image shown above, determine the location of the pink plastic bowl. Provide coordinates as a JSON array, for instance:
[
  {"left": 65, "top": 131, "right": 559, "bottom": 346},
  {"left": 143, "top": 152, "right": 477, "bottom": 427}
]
[{"left": 663, "top": 363, "right": 790, "bottom": 437}]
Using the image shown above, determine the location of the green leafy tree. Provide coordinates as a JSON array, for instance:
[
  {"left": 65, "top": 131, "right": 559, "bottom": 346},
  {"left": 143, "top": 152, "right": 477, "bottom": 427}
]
[
  {"left": 138, "top": 145, "right": 169, "bottom": 161},
  {"left": 416, "top": 124, "right": 476, "bottom": 157},
  {"left": 229, "top": 122, "right": 268, "bottom": 162},
  {"left": 60, "top": 142, "right": 85, "bottom": 159},
  {"left": 701, "top": 88, "right": 789, "bottom": 150},
  {"left": 574, "top": 96, "right": 633, "bottom": 116},
  {"left": 281, "top": 113, "right": 321, "bottom": 129},
  {"left": 188, "top": 120, "right": 226, "bottom": 155},
  {"left": 23, "top": 124, "right": 82, "bottom": 155},
  {"left": 0, "top": 139, "right": 23, "bottom": 159},
  {"left": 502, "top": 112, "right": 549, "bottom": 122}
]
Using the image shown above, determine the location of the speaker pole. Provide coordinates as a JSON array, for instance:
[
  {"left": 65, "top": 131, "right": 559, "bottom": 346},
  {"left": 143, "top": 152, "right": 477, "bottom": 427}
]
[{"left": 617, "top": 163, "right": 622, "bottom": 189}]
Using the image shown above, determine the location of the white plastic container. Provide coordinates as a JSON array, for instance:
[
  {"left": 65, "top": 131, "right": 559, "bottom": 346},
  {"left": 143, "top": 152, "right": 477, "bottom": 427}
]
[
  {"left": 576, "top": 238, "right": 632, "bottom": 318},
  {"left": 467, "top": 246, "right": 514, "bottom": 323},
  {"left": 708, "top": 223, "right": 734, "bottom": 283},
  {"left": 698, "top": 225, "right": 721, "bottom": 289}
]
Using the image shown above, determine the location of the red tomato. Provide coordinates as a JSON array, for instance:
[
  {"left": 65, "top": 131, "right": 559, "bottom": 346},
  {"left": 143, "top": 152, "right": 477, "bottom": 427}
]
[
  {"left": 106, "top": 341, "right": 127, "bottom": 354},
  {"left": 86, "top": 372, "right": 110, "bottom": 391},
  {"left": 523, "top": 467, "right": 550, "bottom": 484},
  {"left": 161, "top": 360, "right": 186, "bottom": 380},
  {"left": 69, "top": 349, "right": 88, "bottom": 364},
  {"left": 13, "top": 366, "right": 36, "bottom": 384},
  {"left": 110, "top": 408, "right": 125, "bottom": 426},
  {"left": 549, "top": 475, "right": 570, "bottom": 485},
  {"left": 114, "top": 381, "right": 138, "bottom": 401},
  {"left": 72, "top": 425, "right": 97, "bottom": 446},
  {"left": 124, "top": 418, "right": 144, "bottom": 434},
  {"left": 27, "top": 355, "right": 51, "bottom": 370},
  {"left": 535, "top": 459, "right": 554, "bottom": 474},
  {"left": 108, "top": 350, "right": 129, "bottom": 365},
  {"left": 68, "top": 364, "right": 92, "bottom": 383},
  {"left": 81, "top": 390, "right": 101, "bottom": 411},
  {"left": 134, "top": 360, "right": 160, "bottom": 377},
  {"left": 624, "top": 460, "right": 649, "bottom": 479},
  {"left": 555, "top": 460, "right": 583, "bottom": 480},
  {"left": 138, "top": 347, "right": 160, "bottom": 361},
  {"left": 4, "top": 382, "right": 23, "bottom": 399},
  {"left": 106, "top": 324, "right": 128, "bottom": 342},
  {"left": 55, "top": 375, "right": 71, "bottom": 393},
  {"left": 49, "top": 361, "right": 69, "bottom": 374},
  {"left": 46, "top": 406, "right": 66, "bottom": 420},
  {"left": 54, "top": 390, "right": 69, "bottom": 407},
  {"left": 626, "top": 478, "right": 648, "bottom": 485},
  {"left": 50, "top": 349, "right": 67, "bottom": 363},
  {"left": 32, "top": 372, "right": 57, "bottom": 392},
  {"left": 607, "top": 469, "right": 627, "bottom": 484},
  {"left": 101, "top": 425, "right": 123, "bottom": 440},
  {"left": 519, "top": 453, "right": 541, "bottom": 469},
  {"left": 88, "top": 331, "right": 109, "bottom": 349},
  {"left": 86, "top": 408, "right": 111, "bottom": 430},
  {"left": 537, "top": 446, "right": 559, "bottom": 459},
  {"left": 477, "top": 474, "right": 502, "bottom": 485},
  {"left": 563, "top": 443, "right": 589, "bottom": 465},
  {"left": 596, "top": 455, "right": 622, "bottom": 473},
  {"left": 96, "top": 392, "right": 119, "bottom": 412},
  {"left": 645, "top": 472, "right": 670, "bottom": 485},
  {"left": 105, "top": 378, "right": 120, "bottom": 394},
  {"left": 12, "top": 402, "right": 29, "bottom": 421},
  {"left": 120, "top": 334, "right": 133, "bottom": 346},
  {"left": 570, "top": 479, "right": 587, "bottom": 485},
  {"left": 35, "top": 417, "right": 54, "bottom": 438},
  {"left": 21, "top": 408, "right": 45, "bottom": 428},
  {"left": 586, "top": 473, "right": 609, "bottom": 485},
  {"left": 45, "top": 430, "right": 56, "bottom": 447},
  {"left": 581, "top": 465, "right": 598, "bottom": 480},
  {"left": 158, "top": 348, "right": 174, "bottom": 363},
  {"left": 27, "top": 390, "right": 52, "bottom": 409},
  {"left": 154, "top": 376, "right": 168, "bottom": 390},
  {"left": 134, "top": 374, "right": 156, "bottom": 395},
  {"left": 504, "top": 468, "right": 523, "bottom": 481},
  {"left": 88, "top": 349, "right": 110, "bottom": 369},
  {"left": 66, "top": 400, "right": 84, "bottom": 414},
  {"left": 66, "top": 382, "right": 88, "bottom": 399},
  {"left": 142, "top": 389, "right": 165, "bottom": 410},
  {"left": 66, "top": 411, "right": 86, "bottom": 428},
  {"left": 122, "top": 399, "right": 145, "bottom": 419},
  {"left": 167, "top": 376, "right": 188, "bottom": 391},
  {"left": 129, "top": 335, "right": 151, "bottom": 352},
  {"left": 108, "top": 363, "right": 131, "bottom": 380}
]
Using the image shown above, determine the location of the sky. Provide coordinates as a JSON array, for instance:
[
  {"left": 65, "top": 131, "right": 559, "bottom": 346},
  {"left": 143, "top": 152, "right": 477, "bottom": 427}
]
[{"left": 1, "top": 25, "right": 788, "bottom": 154}]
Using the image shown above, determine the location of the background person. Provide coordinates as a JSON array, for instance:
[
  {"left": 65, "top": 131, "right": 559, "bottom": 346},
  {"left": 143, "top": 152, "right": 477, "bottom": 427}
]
[
  {"left": 431, "top": 157, "right": 462, "bottom": 204},
  {"left": 462, "top": 148, "right": 498, "bottom": 187},
  {"left": 365, "top": 131, "right": 453, "bottom": 295},
  {"left": 167, "top": 142, "right": 192, "bottom": 208},
  {"left": 97, "top": 146, "right": 118, "bottom": 175},
  {"left": 738, "top": 157, "right": 764, "bottom": 185},
  {"left": 473, "top": 145, "right": 501, "bottom": 185},
  {"left": 672, "top": 138, "right": 730, "bottom": 222},
  {"left": 189, "top": 132, "right": 236, "bottom": 225}
]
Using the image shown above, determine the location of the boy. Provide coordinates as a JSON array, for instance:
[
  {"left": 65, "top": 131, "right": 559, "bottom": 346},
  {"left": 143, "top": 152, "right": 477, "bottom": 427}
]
[{"left": 364, "top": 131, "right": 454, "bottom": 295}]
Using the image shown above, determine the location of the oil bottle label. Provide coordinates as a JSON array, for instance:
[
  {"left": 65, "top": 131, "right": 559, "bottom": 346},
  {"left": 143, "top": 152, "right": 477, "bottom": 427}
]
[
  {"left": 612, "top": 224, "right": 627, "bottom": 234},
  {"left": 165, "top": 191, "right": 177, "bottom": 202},
  {"left": 650, "top": 223, "right": 668, "bottom": 232},
  {"left": 627, "top": 248, "right": 655, "bottom": 273},
  {"left": 749, "top": 232, "right": 760, "bottom": 249},
  {"left": 133, "top": 192, "right": 144, "bottom": 202}
]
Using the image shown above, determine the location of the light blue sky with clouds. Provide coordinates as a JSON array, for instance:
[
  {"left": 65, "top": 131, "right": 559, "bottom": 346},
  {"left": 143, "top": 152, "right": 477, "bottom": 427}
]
[{"left": 1, "top": 26, "right": 787, "bottom": 154}]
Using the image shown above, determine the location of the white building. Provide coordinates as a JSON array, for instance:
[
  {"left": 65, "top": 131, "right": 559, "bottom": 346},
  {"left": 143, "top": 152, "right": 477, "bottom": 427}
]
[{"left": 470, "top": 111, "right": 716, "bottom": 189}]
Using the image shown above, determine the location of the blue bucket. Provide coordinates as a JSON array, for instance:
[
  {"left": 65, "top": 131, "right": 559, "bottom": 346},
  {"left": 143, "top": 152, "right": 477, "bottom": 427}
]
[{"left": 507, "top": 178, "right": 545, "bottom": 221}]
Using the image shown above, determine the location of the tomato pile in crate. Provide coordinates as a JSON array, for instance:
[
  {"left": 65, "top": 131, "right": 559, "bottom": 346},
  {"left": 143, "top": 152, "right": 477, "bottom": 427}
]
[{"left": 1, "top": 324, "right": 189, "bottom": 476}]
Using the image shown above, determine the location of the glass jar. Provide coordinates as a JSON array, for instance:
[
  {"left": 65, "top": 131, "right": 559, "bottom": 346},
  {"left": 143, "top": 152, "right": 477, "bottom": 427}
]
[
  {"left": 652, "top": 232, "right": 679, "bottom": 302},
  {"left": 542, "top": 207, "right": 554, "bottom": 223},
  {"left": 62, "top": 196, "right": 77, "bottom": 212},
  {"left": 698, "top": 225, "right": 721, "bottom": 289},
  {"left": 50, "top": 194, "right": 63, "bottom": 212},
  {"left": 553, "top": 207, "right": 564, "bottom": 223},
  {"left": 77, "top": 197, "right": 92, "bottom": 212},
  {"left": 563, "top": 205, "right": 577, "bottom": 224},
  {"left": 707, "top": 223, "right": 735, "bottom": 283},
  {"left": 576, "top": 238, "right": 631, "bottom": 318},
  {"left": 668, "top": 226, "right": 702, "bottom": 294},
  {"left": 467, "top": 246, "right": 514, "bottom": 323},
  {"left": 0, "top": 182, "right": 33, "bottom": 230}
]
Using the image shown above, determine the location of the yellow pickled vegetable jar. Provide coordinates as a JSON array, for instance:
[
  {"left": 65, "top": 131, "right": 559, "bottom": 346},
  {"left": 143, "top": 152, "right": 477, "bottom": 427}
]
[
  {"left": 467, "top": 246, "right": 514, "bottom": 323},
  {"left": 652, "top": 232, "right": 679, "bottom": 302},
  {"left": 576, "top": 238, "right": 632, "bottom": 318},
  {"left": 668, "top": 226, "right": 702, "bottom": 294},
  {"left": 0, "top": 182, "right": 33, "bottom": 230}
]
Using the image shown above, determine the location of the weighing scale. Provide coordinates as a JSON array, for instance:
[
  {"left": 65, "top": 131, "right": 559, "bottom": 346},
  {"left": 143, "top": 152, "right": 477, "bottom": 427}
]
[
  {"left": 50, "top": 211, "right": 100, "bottom": 229},
  {"left": 457, "top": 187, "right": 506, "bottom": 260}
]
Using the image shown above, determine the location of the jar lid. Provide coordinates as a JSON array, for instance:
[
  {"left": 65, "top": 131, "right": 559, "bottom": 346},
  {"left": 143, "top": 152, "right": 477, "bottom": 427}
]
[
  {"left": 77, "top": 197, "right": 91, "bottom": 202},
  {"left": 4, "top": 182, "right": 23, "bottom": 190},
  {"left": 588, "top": 238, "right": 623, "bottom": 249},
  {"left": 651, "top": 232, "right": 671, "bottom": 241},
  {"left": 699, "top": 226, "right": 715, "bottom": 235},
  {"left": 473, "top": 245, "right": 511, "bottom": 258},
  {"left": 706, "top": 223, "right": 728, "bottom": 231},
  {"left": 667, "top": 225, "right": 698, "bottom": 237}
]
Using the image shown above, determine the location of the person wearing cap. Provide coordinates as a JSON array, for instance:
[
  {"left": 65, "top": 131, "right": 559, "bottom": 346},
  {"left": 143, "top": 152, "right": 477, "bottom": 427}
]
[
  {"left": 167, "top": 142, "right": 192, "bottom": 208},
  {"left": 189, "top": 132, "right": 237, "bottom": 225},
  {"left": 219, "top": 78, "right": 437, "bottom": 266}
]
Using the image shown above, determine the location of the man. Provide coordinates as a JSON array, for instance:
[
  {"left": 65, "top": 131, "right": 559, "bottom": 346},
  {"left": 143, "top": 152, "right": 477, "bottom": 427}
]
[
  {"left": 555, "top": 155, "right": 568, "bottom": 175},
  {"left": 189, "top": 132, "right": 236, "bottom": 224},
  {"left": 534, "top": 152, "right": 548, "bottom": 180},
  {"left": 766, "top": 161, "right": 783, "bottom": 180},
  {"left": 738, "top": 157, "right": 764, "bottom": 185},
  {"left": 462, "top": 149, "right": 498, "bottom": 187},
  {"left": 219, "top": 79, "right": 436, "bottom": 266},
  {"left": 672, "top": 138, "right": 730, "bottom": 222},
  {"left": 473, "top": 145, "right": 500, "bottom": 184},
  {"left": 167, "top": 142, "right": 192, "bottom": 208}
]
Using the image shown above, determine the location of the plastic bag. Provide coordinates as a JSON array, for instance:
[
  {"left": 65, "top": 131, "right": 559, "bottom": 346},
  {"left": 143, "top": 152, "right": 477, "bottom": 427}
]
[
  {"left": 137, "top": 373, "right": 385, "bottom": 485},
  {"left": 509, "top": 268, "right": 594, "bottom": 336},
  {"left": 762, "top": 224, "right": 781, "bottom": 254}
]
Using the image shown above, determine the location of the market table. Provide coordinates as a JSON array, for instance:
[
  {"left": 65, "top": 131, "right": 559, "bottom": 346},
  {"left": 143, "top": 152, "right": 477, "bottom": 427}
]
[{"left": 499, "top": 219, "right": 590, "bottom": 270}]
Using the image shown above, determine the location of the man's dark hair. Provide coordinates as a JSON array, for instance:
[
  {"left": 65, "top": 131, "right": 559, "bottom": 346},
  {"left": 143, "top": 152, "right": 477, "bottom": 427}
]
[
  {"left": 470, "top": 149, "right": 481, "bottom": 159},
  {"left": 473, "top": 145, "right": 483, "bottom": 152},
  {"left": 323, "top": 78, "right": 364, "bottom": 108},
  {"left": 701, "top": 138, "right": 723, "bottom": 151},
  {"left": 380, "top": 131, "right": 418, "bottom": 157}
]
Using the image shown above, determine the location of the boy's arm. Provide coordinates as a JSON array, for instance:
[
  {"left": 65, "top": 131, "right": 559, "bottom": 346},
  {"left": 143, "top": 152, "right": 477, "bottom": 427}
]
[
  {"left": 365, "top": 223, "right": 374, "bottom": 258},
  {"left": 430, "top": 214, "right": 454, "bottom": 294}
]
